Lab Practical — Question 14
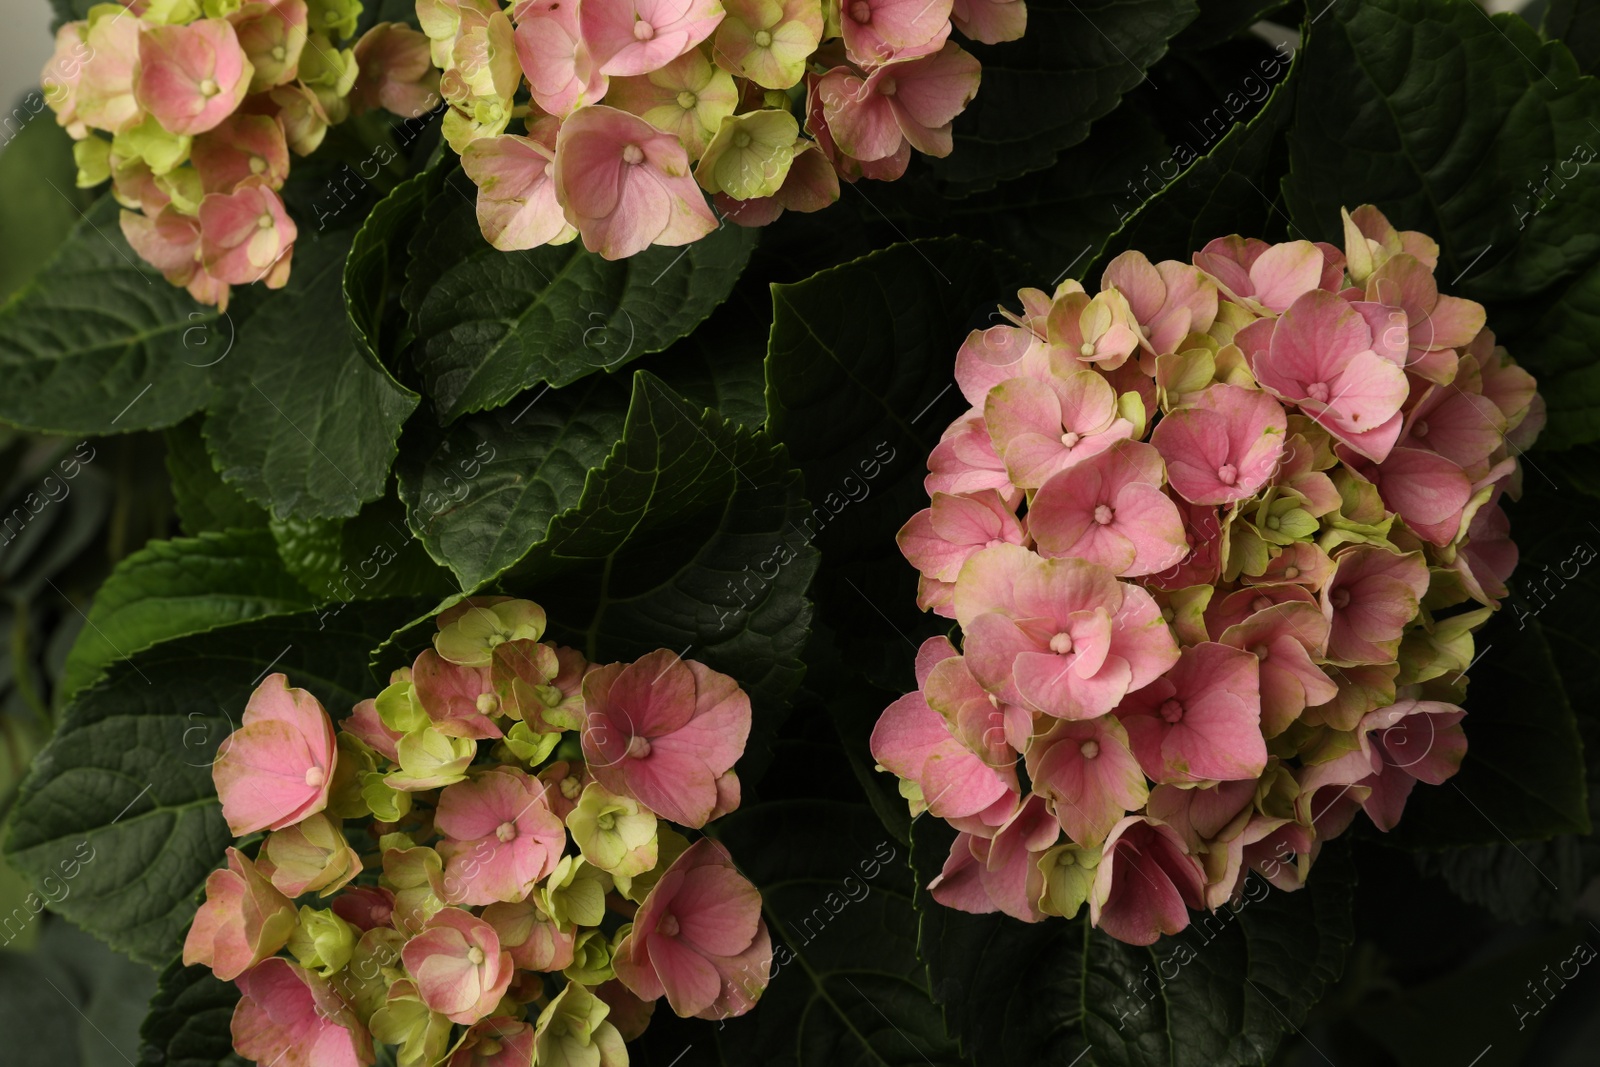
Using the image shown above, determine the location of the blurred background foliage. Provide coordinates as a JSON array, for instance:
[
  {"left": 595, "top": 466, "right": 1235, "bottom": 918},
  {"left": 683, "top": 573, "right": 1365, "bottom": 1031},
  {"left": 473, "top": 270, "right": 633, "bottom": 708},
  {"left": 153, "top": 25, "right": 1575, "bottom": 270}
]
[{"left": 0, "top": 112, "right": 173, "bottom": 1058}]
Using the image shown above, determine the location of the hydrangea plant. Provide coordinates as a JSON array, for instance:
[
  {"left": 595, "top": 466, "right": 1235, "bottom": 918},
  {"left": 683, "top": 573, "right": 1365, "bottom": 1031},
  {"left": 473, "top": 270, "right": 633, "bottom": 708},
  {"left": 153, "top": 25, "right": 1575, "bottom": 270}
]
[
  {"left": 184, "top": 597, "right": 772, "bottom": 1065},
  {"left": 3, "top": 0, "right": 1599, "bottom": 1062},
  {"left": 428, "top": 0, "right": 1020, "bottom": 258},
  {"left": 41, "top": 0, "right": 440, "bottom": 308},
  {"left": 874, "top": 205, "right": 1544, "bottom": 945}
]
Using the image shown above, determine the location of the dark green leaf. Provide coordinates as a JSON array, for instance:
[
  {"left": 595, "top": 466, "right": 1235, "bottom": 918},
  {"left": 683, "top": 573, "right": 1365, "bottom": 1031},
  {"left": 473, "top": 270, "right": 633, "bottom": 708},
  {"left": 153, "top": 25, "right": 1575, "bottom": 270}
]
[
  {"left": 1346, "top": 925, "right": 1579, "bottom": 1067},
  {"left": 1502, "top": 257, "right": 1600, "bottom": 449},
  {"left": 910, "top": 817, "right": 1354, "bottom": 1066},
  {"left": 57, "top": 529, "right": 314, "bottom": 704},
  {"left": 1283, "top": 0, "right": 1600, "bottom": 301},
  {"left": 376, "top": 372, "right": 815, "bottom": 781},
  {"left": 163, "top": 418, "right": 270, "bottom": 537},
  {"left": 1538, "top": 443, "right": 1600, "bottom": 494},
  {"left": 1173, "top": 0, "right": 1293, "bottom": 51},
  {"left": 942, "top": 108, "right": 1168, "bottom": 278},
  {"left": 204, "top": 231, "right": 420, "bottom": 521},
  {"left": 1090, "top": 45, "right": 1297, "bottom": 271},
  {"left": 395, "top": 376, "right": 631, "bottom": 591},
  {"left": 270, "top": 494, "right": 457, "bottom": 603},
  {"left": 1510, "top": 473, "right": 1600, "bottom": 726},
  {"left": 1417, "top": 458, "right": 1600, "bottom": 917},
  {"left": 403, "top": 170, "right": 757, "bottom": 421},
  {"left": 510, "top": 373, "right": 819, "bottom": 779},
  {"left": 2, "top": 603, "right": 422, "bottom": 965},
  {"left": 345, "top": 167, "right": 432, "bottom": 381},
  {"left": 1544, "top": 0, "right": 1600, "bottom": 74},
  {"left": 0, "top": 101, "right": 88, "bottom": 301},
  {"left": 355, "top": 0, "right": 426, "bottom": 37},
  {"left": 1383, "top": 612, "right": 1588, "bottom": 846},
  {"left": 520, "top": 373, "right": 763, "bottom": 566},
  {"left": 0, "top": 827, "right": 45, "bottom": 951},
  {"left": 1383, "top": 469, "right": 1594, "bottom": 848},
  {"left": 0, "top": 197, "right": 217, "bottom": 434},
  {"left": 929, "top": 0, "right": 1198, "bottom": 193},
  {"left": 277, "top": 121, "right": 399, "bottom": 232},
  {"left": 139, "top": 959, "right": 246, "bottom": 1067},
  {"left": 764, "top": 238, "right": 1026, "bottom": 689},
  {"left": 647, "top": 287, "right": 772, "bottom": 432},
  {"left": 809, "top": 624, "right": 913, "bottom": 848},
  {"left": 47, "top": 0, "right": 95, "bottom": 28},
  {"left": 765, "top": 238, "right": 1026, "bottom": 561},
  {"left": 1420, "top": 821, "right": 1598, "bottom": 924},
  {"left": 712, "top": 801, "right": 968, "bottom": 1066}
]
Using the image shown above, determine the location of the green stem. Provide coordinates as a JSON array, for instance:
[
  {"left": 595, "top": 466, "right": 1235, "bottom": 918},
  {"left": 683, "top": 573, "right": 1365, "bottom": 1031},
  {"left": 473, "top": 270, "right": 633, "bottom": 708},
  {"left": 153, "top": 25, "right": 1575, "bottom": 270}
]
[{"left": 584, "top": 554, "right": 616, "bottom": 663}]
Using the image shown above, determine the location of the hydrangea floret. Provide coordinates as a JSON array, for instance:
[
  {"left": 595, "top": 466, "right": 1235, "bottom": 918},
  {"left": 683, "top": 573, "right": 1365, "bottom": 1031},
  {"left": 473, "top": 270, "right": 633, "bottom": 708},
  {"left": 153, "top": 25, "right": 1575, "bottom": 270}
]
[
  {"left": 42, "top": 0, "right": 442, "bottom": 309},
  {"left": 428, "top": 0, "right": 1022, "bottom": 258},
  {"left": 873, "top": 206, "right": 1544, "bottom": 945},
  {"left": 186, "top": 596, "right": 773, "bottom": 1065}
]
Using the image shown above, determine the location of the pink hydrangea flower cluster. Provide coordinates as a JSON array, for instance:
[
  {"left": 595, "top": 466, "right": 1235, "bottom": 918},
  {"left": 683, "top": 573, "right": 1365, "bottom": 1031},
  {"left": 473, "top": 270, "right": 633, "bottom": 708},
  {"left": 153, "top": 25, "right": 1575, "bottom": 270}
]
[
  {"left": 186, "top": 597, "right": 772, "bottom": 1066},
  {"left": 873, "top": 206, "right": 1545, "bottom": 946},
  {"left": 42, "top": 0, "right": 440, "bottom": 309},
  {"left": 429, "top": 0, "right": 1017, "bottom": 259}
]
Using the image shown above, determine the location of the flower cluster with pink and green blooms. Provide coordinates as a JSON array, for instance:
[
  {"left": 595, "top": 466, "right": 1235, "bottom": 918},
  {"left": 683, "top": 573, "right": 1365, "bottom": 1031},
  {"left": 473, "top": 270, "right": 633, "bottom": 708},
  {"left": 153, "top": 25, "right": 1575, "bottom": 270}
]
[
  {"left": 184, "top": 597, "right": 772, "bottom": 1067},
  {"left": 873, "top": 206, "right": 1544, "bottom": 946},
  {"left": 42, "top": 0, "right": 440, "bottom": 309},
  {"left": 428, "top": 0, "right": 1015, "bottom": 259}
]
